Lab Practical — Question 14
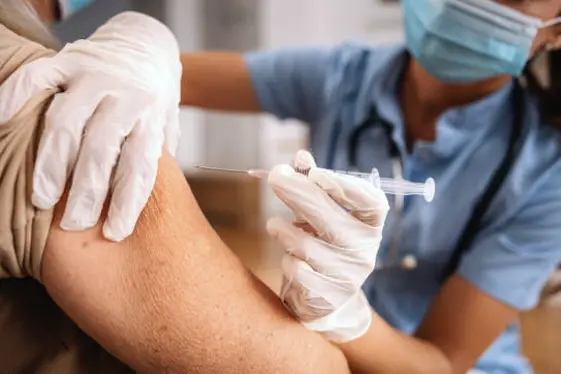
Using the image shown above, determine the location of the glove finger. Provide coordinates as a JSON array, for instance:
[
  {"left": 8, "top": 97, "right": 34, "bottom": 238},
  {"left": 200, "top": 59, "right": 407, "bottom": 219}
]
[
  {"left": 102, "top": 116, "right": 164, "bottom": 241},
  {"left": 268, "top": 216, "right": 373, "bottom": 286},
  {"left": 0, "top": 57, "right": 66, "bottom": 125},
  {"left": 164, "top": 106, "right": 181, "bottom": 157},
  {"left": 281, "top": 254, "right": 352, "bottom": 320},
  {"left": 267, "top": 216, "right": 325, "bottom": 270},
  {"left": 281, "top": 256, "right": 333, "bottom": 322},
  {"left": 292, "top": 149, "right": 317, "bottom": 173},
  {"left": 293, "top": 220, "right": 317, "bottom": 236},
  {"left": 291, "top": 150, "right": 317, "bottom": 224},
  {"left": 268, "top": 164, "right": 356, "bottom": 247},
  {"left": 308, "top": 168, "right": 389, "bottom": 229},
  {"left": 61, "top": 96, "right": 137, "bottom": 231},
  {"left": 32, "top": 86, "right": 103, "bottom": 210}
]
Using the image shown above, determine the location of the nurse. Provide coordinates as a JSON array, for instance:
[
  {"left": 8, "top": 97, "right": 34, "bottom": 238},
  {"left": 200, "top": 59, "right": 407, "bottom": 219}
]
[
  {"left": 4, "top": 0, "right": 561, "bottom": 372},
  {"left": 256, "top": 1, "right": 561, "bottom": 373}
]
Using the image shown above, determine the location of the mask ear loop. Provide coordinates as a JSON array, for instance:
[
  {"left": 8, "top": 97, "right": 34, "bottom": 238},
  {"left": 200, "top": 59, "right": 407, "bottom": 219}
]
[
  {"left": 542, "top": 17, "right": 561, "bottom": 29},
  {"left": 542, "top": 18, "right": 561, "bottom": 51}
]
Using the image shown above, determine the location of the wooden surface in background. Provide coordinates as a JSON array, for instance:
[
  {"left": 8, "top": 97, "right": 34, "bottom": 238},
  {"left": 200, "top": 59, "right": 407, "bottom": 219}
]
[
  {"left": 187, "top": 173, "right": 263, "bottom": 231},
  {"left": 216, "top": 227, "right": 561, "bottom": 374}
]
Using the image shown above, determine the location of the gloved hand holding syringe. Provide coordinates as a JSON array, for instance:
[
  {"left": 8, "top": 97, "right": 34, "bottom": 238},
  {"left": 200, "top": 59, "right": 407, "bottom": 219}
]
[{"left": 195, "top": 165, "right": 435, "bottom": 203}]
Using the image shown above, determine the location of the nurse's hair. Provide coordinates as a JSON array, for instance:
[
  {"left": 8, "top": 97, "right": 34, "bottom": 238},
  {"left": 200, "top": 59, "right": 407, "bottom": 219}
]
[
  {"left": 524, "top": 49, "right": 561, "bottom": 128},
  {"left": 0, "top": 0, "right": 60, "bottom": 49}
]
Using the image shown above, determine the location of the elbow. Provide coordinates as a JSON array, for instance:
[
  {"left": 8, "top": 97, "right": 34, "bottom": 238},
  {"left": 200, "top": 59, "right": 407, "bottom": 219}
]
[
  {"left": 413, "top": 343, "right": 453, "bottom": 374},
  {"left": 441, "top": 362, "right": 454, "bottom": 374},
  {"left": 433, "top": 349, "right": 455, "bottom": 374}
]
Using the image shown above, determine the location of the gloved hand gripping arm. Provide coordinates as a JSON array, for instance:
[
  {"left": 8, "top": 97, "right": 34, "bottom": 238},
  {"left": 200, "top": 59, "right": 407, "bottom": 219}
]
[{"left": 0, "top": 11, "right": 182, "bottom": 242}]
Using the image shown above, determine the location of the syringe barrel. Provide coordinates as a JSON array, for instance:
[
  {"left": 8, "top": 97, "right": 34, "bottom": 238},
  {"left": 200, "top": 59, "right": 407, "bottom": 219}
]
[
  {"left": 380, "top": 177, "right": 435, "bottom": 202},
  {"left": 263, "top": 165, "right": 434, "bottom": 202},
  {"left": 379, "top": 178, "right": 422, "bottom": 193},
  {"left": 332, "top": 167, "right": 381, "bottom": 188}
]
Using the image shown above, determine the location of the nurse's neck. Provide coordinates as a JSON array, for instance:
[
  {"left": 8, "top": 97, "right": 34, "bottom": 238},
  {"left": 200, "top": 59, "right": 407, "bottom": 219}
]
[{"left": 400, "top": 59, "right": 511, "bottom": 144}]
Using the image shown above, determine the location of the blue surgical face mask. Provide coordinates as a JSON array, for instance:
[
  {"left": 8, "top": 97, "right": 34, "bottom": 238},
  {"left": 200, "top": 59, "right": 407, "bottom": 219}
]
[
  {"left": 58, "top": 0, "right": 95, "bottom": 20},
  {"left": 402, "top": 0, "right": 561, "bottom": 83}
]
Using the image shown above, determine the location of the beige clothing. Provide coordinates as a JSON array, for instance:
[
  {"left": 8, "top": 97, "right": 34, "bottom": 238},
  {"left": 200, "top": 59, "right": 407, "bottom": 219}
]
[
  {"left": 0, "top": 25, "right": 131, "bottom": 373},
  {"left": 0, "top": 25, "right": 54, "bottom": 280}
]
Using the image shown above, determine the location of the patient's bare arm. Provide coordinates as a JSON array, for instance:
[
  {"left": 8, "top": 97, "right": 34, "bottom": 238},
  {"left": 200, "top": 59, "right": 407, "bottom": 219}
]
[{"left": 41, "top": 151, "right": 349, "bottom": 374}]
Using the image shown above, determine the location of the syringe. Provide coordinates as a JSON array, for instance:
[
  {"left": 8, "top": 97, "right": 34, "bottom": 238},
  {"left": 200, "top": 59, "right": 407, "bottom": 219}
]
[{"left": 195, "top": 165, "right": 435, "bottom": 203}]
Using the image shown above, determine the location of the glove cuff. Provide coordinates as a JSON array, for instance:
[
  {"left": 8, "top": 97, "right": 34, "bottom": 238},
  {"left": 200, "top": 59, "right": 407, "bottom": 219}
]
[{"left": 303, "top": 290, "right": 372, "bottom": 343}]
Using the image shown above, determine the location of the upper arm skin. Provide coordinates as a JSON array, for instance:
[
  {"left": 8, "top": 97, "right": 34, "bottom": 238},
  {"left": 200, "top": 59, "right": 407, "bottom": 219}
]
[
  {"left": 181, "top": 47, "right": 333, "bottom": 124},
  {"left": 41, "top": 151, "right": 349, "bottom": 374},
  {"left": 181, "top": 52, "right": 262, "bottom": 112}
]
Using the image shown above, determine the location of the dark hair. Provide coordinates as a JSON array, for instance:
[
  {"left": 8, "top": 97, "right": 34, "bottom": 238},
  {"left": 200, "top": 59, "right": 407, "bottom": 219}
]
[{"left": 523, "top": 49, "right": 561, "bottom": 128}]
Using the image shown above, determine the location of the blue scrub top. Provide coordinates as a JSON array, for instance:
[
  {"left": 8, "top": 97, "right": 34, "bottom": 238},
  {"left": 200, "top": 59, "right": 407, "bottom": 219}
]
[{"left": 244, "top": 43, "right": 561, "bottom": 373}]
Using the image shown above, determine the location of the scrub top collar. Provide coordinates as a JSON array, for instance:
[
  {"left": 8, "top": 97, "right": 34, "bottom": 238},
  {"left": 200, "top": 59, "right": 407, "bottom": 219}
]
[{"left": 367, "top": 45, "right": 517, "bottom": 160}]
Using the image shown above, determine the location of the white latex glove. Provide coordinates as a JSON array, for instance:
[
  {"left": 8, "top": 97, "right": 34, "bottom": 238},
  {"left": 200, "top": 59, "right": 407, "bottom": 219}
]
[
  {"left": 0, "top": 11, "right": 182, "bottom": 241},
  {"left": 267, "top": 150, "right": 389, "bottom": 343}
]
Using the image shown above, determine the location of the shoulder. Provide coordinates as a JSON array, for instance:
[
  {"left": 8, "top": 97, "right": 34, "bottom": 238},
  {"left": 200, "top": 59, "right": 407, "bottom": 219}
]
[
  {"left": 458, "top": 104, "right": 561, "bottom": 308},
  {"left": 328, "top": 41, "right": 402, "bottom": 71},
  {"left": 491, "top": 92, "right": 561, "bottom": 224},
  {"left": 324, "top": 41, "right": 404, "bottom": 94},
  {"left": 491, "top": 92, "right": 561, "bottom": 238},
  {"left": 519, "top": 94, "right": 561, "bottom": 196},
  {"left": 519, "top": 119, "right": 561, "bottom": 225},
  {"left": 242, "top": 41, "right": 405, "bottom": 124},
  {"left": 244, "top": 41, "right": 404, "bottom": 94}
]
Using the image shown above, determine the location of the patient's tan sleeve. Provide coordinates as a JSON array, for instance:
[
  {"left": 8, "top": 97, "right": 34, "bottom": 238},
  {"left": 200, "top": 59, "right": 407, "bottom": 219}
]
[
  {"left": 0, "top": 24, "right": 56, "bottom": 280},
  {"left": 0, "top": 24, "right": 131, "bottom": 374}
]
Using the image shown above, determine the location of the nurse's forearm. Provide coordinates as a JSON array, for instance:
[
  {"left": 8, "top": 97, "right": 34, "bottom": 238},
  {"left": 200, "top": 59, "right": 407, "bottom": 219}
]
[
  {"left": 180, "top": 51, "right": 262, "bottom": 112},
  {"left": 339, "top": 311, "right": 452, "bottom": 374}
]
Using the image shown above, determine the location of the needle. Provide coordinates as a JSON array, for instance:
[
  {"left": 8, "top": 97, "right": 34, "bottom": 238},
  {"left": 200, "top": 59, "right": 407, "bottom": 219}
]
[
  {"left": 195, "top": 165, "right": 248, "bottom": 174},
  {"left": 194, "top": 165, "right": 435, "bottom": 202}
]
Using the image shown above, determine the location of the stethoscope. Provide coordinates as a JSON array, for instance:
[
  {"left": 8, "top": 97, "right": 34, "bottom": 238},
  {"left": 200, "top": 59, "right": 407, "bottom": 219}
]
[
  {"left": 335, "top": 81, "right": 525, "bottom": 278},
  {"left": 347, "top": 106, "right": 418, "bottom": 271}
]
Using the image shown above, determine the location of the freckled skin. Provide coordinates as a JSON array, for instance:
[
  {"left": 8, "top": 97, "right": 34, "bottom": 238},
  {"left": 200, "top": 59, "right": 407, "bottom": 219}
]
[{"left": 41, "top": 151, "right": 350, "bottom": 373}]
